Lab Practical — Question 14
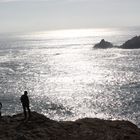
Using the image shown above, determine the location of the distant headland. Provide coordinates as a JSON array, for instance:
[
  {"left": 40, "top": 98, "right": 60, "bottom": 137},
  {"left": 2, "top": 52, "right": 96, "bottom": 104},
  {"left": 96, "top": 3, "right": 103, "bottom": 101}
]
[
  {"left": 0, "top": 112, "right": 140, "bottom": 140},
  {"left": 94, "top": 36, "right": 140, "bottom": 49}
]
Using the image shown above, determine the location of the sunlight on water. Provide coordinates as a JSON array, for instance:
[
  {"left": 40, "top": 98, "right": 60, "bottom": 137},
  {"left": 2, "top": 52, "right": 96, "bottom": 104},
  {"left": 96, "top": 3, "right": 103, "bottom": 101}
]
[
  {"left": 0, "top": 27, "right": 140, "bottom": 126},
  {"left": 19, "top": 28, "right": 123, "bottom": 39}
]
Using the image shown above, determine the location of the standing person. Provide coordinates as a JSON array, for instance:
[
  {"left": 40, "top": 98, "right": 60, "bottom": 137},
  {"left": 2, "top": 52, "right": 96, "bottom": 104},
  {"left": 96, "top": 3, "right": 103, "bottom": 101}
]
[
  {"left": 20, "top": 91, "right": 31, "bottom": 120},
  {"left": 0, "top": 102, "right": 2, "bottom": 118}
]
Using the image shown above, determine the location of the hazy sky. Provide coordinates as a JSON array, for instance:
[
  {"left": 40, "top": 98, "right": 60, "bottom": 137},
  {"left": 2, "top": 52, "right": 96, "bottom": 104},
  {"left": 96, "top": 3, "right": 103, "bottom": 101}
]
[{"left": 0, "top": 0, "right": 140, "bottom": 33}]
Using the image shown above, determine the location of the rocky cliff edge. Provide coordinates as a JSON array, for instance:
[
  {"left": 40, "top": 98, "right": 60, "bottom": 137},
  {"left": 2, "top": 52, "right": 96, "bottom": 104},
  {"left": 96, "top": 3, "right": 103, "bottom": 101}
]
[{"left": 0, "top": 112, "right": 140, "bottom": 140}]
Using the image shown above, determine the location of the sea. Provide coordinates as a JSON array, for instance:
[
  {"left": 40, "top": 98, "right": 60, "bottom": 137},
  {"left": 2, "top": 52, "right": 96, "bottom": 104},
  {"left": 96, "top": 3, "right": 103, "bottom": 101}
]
[{"left": 0, "top": 27, "right": 140, "bottom": 127}]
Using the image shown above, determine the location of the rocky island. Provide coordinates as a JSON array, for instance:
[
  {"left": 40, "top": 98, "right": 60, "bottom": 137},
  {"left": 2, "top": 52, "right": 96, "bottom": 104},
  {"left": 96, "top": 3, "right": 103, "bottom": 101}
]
[
  {"left": 0, "top": 112, "right": 140, "bottom": 140},
  {"left": 94, "top": 39, "right": 114, "bottom": 49},
  {"left": 120, "top": 36, "right": 140, "bottom": 49},
  {"left": 93, "top": 36, "right": 140, "bottom": 49}
]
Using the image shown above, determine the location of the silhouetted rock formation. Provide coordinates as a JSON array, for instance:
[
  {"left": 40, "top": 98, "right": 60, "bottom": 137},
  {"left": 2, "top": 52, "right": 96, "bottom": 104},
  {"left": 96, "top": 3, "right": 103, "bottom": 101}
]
[
  {"left": 0, "top": 112, "right": 140, "bottom": 140},
  {"left": 120, "top": 36, "right": 140, "bottom": 49},
  {"left": 93, "top": 36, "right": 140, "bottom": 49},
  {"left": 94, "top": 39, "right": 114, "bottom": 49}
]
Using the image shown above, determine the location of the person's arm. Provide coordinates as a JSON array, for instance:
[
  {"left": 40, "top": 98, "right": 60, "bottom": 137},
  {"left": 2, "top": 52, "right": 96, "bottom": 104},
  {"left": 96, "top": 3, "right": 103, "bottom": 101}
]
[
  {"left": 27, "top": 96, "right": 30, "bottom": 105},
  {"left": 20, "top": 95, "right": 23, "bottom": 103},
  {"left": 0, "top": 102, "right": 2, "bottom": 109}
]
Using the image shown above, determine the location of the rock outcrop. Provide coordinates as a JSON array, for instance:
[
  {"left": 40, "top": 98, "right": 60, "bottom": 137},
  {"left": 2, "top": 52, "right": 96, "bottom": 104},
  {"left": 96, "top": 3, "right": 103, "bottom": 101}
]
[
  {"left": 0, "top": 112, "right": 140, "bottom": 140},
  {"left": 120, "top": 36, "right": 140, "bottom": 49},
  {"left": 93, "top": 36, "right": 140, "bottom": 49},
  {"left": 94, "top": 39, "right": 114, "bottom": 49}
]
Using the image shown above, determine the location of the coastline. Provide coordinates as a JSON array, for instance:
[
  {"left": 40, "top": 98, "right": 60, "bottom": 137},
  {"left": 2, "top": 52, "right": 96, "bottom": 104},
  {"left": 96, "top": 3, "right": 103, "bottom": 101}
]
[{"left": 0, "top": 112, "right": 140, "bottom": 140}]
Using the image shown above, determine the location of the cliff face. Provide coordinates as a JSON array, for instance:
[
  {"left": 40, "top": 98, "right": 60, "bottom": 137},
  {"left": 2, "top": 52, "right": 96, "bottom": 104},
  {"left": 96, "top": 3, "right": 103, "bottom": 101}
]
[{"left": 0, "top": 112, "right": 140, "bottom": 140}]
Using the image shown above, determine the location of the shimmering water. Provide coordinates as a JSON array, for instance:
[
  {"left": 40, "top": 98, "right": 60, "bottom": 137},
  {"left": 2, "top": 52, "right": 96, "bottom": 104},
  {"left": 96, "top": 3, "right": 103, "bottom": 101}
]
[{"left": 0, "top": 27, "right": 140, "bottom": 126}]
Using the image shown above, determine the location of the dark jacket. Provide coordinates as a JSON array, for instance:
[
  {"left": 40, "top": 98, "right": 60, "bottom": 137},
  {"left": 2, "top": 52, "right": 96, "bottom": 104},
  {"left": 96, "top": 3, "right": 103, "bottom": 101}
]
[{"left": 20, "top": 95, "right": 29, "bottom": 107}]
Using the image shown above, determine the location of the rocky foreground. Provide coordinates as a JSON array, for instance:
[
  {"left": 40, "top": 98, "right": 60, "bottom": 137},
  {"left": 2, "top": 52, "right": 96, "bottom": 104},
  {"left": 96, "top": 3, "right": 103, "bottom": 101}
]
[{"left": 0, "top": 112, "right": 140, "bottom": 140}]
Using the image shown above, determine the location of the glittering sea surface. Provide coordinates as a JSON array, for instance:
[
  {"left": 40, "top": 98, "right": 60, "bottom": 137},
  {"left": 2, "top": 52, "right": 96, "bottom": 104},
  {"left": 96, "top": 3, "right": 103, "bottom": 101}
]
[{"left": 0, "top": 27, "right": 140, "bottom": 126}]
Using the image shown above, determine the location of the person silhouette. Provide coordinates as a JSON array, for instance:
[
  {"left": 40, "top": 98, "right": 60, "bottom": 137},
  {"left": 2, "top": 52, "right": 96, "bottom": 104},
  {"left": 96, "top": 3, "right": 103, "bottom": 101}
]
[
  {"left": 20, "top": 91, "right": 31, "bottom": 120},
  {"left": 0, "top": 102, "right": 2, "bottom": 118}
]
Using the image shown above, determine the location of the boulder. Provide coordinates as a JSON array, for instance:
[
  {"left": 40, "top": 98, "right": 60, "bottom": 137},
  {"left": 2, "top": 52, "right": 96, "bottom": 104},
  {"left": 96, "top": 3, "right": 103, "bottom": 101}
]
[
  {"left": 94, "top": 39, "right": 114, "bottom": 49},
  {"left": 0, "top": 112, "right": 140, "bottom": 140}
]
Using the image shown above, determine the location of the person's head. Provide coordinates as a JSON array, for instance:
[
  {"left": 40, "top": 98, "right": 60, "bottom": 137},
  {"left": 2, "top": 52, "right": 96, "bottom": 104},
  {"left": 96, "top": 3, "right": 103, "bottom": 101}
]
[{"left": 24, "top": 91, "right": 28, "bottom": 95}]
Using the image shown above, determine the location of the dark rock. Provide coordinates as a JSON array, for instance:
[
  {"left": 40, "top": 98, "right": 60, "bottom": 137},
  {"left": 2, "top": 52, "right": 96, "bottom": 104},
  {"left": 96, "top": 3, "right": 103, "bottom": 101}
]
[
  {"left": 93, "top": 36, "right": 140, "bottom": 49},
  {"left": 94, "top": 39, "right": 114, "bottom": 49},
  {"left": 120, "top": 36, "right": 140, "bottom": 49},
  {"left": 0, "top": 112, "right": 140, "bottom": 140}
]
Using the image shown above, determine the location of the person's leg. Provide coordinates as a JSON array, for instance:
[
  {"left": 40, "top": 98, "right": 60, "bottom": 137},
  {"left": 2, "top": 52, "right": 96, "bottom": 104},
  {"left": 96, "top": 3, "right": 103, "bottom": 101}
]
[
  {"left": 23, "top": 106, "right": 27, "bottom": 119},
  {"left": 27, "top": 106, "right": 31, "bottom": 118}
]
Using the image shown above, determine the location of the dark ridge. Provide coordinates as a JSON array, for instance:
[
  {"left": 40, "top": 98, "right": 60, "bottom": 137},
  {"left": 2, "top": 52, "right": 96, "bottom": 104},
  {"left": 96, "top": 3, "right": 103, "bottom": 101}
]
[{"left": 0, "top": 112, "right": 140, "bottom": 140}]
